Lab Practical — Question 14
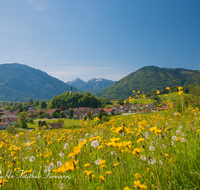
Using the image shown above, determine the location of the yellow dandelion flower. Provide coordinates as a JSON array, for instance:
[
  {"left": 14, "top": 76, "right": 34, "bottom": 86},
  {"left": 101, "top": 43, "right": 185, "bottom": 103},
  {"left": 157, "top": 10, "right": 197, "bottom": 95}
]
[
  {"left": 84, "top": 163, "right": 90, "bottom": 167},
  {"left": 99, "top": 160, "right": 106, "bottom": 165},
  {"left": 137, "top": 138, "right": 145, "bottom": 143},
  {"left": 106, "top": 171, "right": 112, "bottom": 175},
  {"left": 178, "top": 86, "right": 183, "bottom": 91},
  {"left": 113, "top": 162, "right": 119, "bottom": 167},
  {"left": 124, "top": 187, "right": 131, "bottom": 190},
  {"left": 132, "top": 148, "right": 143, "bottom": 155},
  {"left": 135, "top": 173, "right": 141, "bottom": 179},
  {"left": 99, "top": 176, "right": 105, "bottom": 182},
  {"left": 86, "top": 171, "right": 92, "bottom": 176},
  {"left": 178, "top": 91, "right": 183, "bottom": 95},
  {"left": 165, "top": 154, "right": 169, "bottom": 157},
  {"left": 134, "top": 180, "right": 147, "bottom": 189}
]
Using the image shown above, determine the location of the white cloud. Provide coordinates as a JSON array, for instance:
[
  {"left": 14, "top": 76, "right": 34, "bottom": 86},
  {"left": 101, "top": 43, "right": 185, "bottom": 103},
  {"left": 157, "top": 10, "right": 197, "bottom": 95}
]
[{"left": 24, "top": 0, "right": 48, "bottom": 11}]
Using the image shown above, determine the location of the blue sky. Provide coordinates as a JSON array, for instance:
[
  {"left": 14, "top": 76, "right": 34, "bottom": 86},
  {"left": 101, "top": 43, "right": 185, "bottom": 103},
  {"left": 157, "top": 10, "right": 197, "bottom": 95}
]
[{"left": 0, "top": 0, "right": 200, "bottom": 82}]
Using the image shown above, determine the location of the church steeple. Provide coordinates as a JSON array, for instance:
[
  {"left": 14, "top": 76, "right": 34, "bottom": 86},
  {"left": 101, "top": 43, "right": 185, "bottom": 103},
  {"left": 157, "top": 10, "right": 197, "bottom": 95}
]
[{"left": 70, "top": 86, "right": 73, "bottom": 95}]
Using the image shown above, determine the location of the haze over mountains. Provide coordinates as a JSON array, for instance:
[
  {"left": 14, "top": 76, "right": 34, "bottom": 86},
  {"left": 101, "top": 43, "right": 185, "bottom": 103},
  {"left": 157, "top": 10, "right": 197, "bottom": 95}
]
[
  {"left": 66, "top": 78, "right": 116, "bottom": 94},
  {"left": 0, "top": 63, "right": 199, "bottom": 102}
]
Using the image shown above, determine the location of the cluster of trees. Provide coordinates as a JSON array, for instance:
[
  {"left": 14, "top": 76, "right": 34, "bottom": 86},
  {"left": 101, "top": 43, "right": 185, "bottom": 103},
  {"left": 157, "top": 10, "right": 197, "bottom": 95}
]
[
  {"left": 47, "top": 91, "right": 111, "bottom": 109},
  {"left": 1, "top": 90, "right": 112, "bottom": 130}
]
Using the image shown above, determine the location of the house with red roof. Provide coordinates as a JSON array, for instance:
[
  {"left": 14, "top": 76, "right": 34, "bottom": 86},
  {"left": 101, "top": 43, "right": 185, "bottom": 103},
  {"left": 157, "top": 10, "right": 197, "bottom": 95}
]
[
  {"left": 102, "top": 108, "right": 114, "bottom": 116},
  {"left": 4, "top": 118, "right": 18, "bottom": 126},
  {"left": 157, "top": 107, "right": 173, "bottom": 111},
  {"left": 46, "top": 109, "right": 59, "bottom": 116},
  {"left": 0, "top": 122, "right": 8, "bottom": 129}
]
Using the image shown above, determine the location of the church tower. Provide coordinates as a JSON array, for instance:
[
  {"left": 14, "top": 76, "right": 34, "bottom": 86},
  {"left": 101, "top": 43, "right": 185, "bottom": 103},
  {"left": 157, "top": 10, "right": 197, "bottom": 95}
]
[{"left": 70, "top": 86, "right": 73, "bottom": 95}]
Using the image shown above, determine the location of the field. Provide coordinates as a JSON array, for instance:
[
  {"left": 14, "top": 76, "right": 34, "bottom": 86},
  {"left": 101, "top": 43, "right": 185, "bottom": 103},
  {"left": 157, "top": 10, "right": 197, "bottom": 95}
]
[
  {"left": 27, "top": 119, "right": 84, "bottom": 129},
  {"left": 1, "top": 103, "right": 200, "bottom": 190}
]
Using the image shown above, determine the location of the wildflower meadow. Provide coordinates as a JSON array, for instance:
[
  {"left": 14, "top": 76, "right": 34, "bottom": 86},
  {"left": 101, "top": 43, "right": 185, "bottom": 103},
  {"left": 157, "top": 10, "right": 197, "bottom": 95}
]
[{"left": 0, "top": 91, "right": 200, "bottom": 189}]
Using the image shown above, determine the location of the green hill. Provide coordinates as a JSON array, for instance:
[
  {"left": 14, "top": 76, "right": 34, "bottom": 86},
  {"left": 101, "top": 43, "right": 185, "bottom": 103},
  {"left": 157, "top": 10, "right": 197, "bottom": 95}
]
[
  {"left": 0, "top": 63, "right": 80, "bottom": 101},
  {"left": 96, "top": 66, "right": 200, "bottom": 100}
]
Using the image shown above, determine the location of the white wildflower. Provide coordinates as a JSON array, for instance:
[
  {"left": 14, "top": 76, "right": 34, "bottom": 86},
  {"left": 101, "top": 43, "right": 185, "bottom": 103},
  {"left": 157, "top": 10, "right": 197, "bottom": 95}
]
[
  {"left": 111, "top": 151, "right": 116, "bottom": 156},
  {"left": 79, "top": 138, "right": 85, "bottom": 143},
  {"left": 64, "top": 143, "right": 69, "bottom": 149},
  {"left": 140, "top": 155, "right": 147, "bottom": 161},
  {"left": 179, "top": 126, "right": 182, "bottom": 129},
  {"left": 172, "top": 136, "right": 177, "bottom": 141},
  {"left": 148, "top": 158, "right": 156, "bottom": 165},
  {"left": 159, "top": 160, "right": 163, "bottom": 166},
  {"left": 95, "top": 158, "right": 102, "bottom": 165},
  {"left": 57, "top": 161, "right": 62, "bottom": 167},
  {"left": 44, "top": 165, "right": 51, "bottom": 173},
  {"left": 181, "top": 138, "right": 186, "bottom": 142},
  {"left": 25, "top": 141, "right": 30, "bottom": 146},
  {"left": 176, "top": 130, "right": 180, "bottom": 134},
  {"left": 59, "top": 152, "right": 64, "bottom": 157},
  {"left": 91, "top": 139, "right": 99, "bottom": 148},
  {"left": 144, "top": 132, "right": 151, "bottom": 139},
  {"left": 30, "top": 156, "right": 36, "bottom": 162},
  {"left": 149, "top": 146, "right": 155, "bottom": 151},
  {"left": 170, "top": 141, "right": 174, "bottom": 146},
  {"left": 49, "top": 162, "right": 55, "bottom": 169},
  {"left": 37, "top": 135, "right": 41, "bottom": 139}
]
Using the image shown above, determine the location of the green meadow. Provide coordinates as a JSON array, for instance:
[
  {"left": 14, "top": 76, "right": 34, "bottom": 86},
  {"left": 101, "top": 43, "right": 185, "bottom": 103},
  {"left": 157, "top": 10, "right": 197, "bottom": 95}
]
[{"left": 1, "top": 91, "right": 200, "bottom": 189}]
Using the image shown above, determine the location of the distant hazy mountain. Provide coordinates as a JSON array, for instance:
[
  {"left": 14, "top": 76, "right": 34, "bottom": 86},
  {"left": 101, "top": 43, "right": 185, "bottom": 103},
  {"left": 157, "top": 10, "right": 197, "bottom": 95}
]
[
  {"left": 96, "top": 66, "right": 200, "bottom": 100},
  {"left": 66, "top": 78, "right": 116, "bottom": 94},
  {"left": 0, "top": 63, "right": 79, "bottom": 101}
]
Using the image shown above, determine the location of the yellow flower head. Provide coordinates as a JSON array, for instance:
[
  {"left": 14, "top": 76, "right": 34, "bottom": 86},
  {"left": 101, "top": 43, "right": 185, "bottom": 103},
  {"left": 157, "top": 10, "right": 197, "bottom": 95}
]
[
  {"left": 136, "top": 138, "right": 145, "bottom": 143},
  {"left": 135, "top": 173, "right": 141, "bottom": 179},
  {"left": 178, "top": 86, "right": 183, "bottom": 91},
  {"left": 84, "top": 163, "right": 90, "bottom": 167},
  {"left": 123, "top": 187, "right": 131, "bottom": 190},
  {"left": 134, "top": 180, "right": 147, "bottom": 189},
  {"left": 178, "top": 91, "right": 183, "bottom": 95},
  {"left": 106, "top": 171, "right": 112, "bottom": 175},
  {"left": 99, "top": 176, "right": 105, "bottom": 182}
]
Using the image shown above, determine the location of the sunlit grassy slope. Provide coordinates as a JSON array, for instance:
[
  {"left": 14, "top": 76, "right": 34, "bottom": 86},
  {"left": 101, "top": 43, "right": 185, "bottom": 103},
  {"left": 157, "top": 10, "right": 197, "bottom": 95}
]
[{"left": 1, "top": 104, "right": 200, "bottom": 189}]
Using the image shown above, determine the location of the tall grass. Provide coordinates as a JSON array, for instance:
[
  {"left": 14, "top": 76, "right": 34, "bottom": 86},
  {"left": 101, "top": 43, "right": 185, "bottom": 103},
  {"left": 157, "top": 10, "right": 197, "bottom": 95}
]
[{"left": 1, "top": 99, "right": 200, "bottom": 189}]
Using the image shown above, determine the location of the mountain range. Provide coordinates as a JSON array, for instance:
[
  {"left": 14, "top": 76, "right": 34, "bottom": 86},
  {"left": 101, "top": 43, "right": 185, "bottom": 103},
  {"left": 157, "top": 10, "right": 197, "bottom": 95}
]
[
  {"left": 96, "top": 66, "right": 200, "bottom": 100},
  {"left": 0, "top": 63, "right": 200, "bottom": 102},
  {"left": 0, "top": 63, "right": 79, "bottom": 102},
  {"left": 66, "top": 78, "right": 116, "bottom": 94}
]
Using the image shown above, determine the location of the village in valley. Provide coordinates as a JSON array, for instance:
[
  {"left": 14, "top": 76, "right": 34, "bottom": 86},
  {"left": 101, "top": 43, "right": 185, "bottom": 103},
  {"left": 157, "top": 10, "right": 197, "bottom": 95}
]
[{"left": 0, "top": 91, "right": 174, "bottom": 130}]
